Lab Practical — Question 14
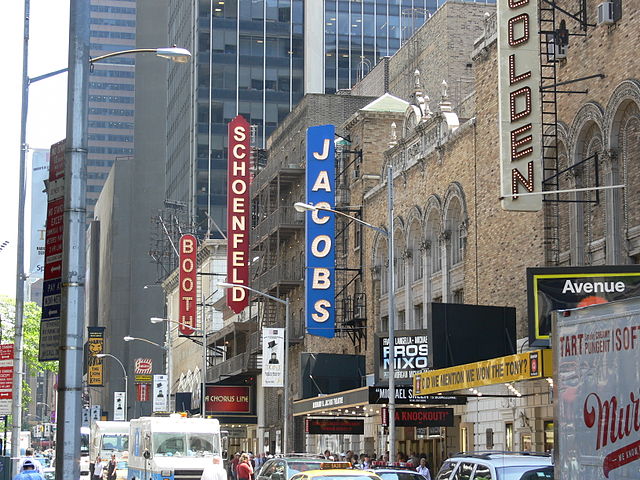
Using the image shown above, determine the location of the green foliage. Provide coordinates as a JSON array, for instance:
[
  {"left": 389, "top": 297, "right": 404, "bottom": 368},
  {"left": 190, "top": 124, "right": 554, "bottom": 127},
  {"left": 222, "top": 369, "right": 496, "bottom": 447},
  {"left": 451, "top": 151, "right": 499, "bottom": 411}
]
[{"left": 0, "top": 295, "right": 59, "bottom": 374}]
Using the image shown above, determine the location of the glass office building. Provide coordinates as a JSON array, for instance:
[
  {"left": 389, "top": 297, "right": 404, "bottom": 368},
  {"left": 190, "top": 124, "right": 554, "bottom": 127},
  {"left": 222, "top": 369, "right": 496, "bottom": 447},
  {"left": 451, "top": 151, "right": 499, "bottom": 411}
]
[
  {"left": 167, "top": 0, "right": 492, "bottom": 233},
  {"left": 87, "top": 0, "right": 136, "bottom": 221}
]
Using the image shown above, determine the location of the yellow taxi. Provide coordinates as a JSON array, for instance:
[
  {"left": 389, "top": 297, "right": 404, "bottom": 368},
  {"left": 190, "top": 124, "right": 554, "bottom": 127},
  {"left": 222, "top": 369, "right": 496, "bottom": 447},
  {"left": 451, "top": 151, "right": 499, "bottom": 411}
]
[{"left": 290, "top": 462, "right": 384, "bottom": 480}]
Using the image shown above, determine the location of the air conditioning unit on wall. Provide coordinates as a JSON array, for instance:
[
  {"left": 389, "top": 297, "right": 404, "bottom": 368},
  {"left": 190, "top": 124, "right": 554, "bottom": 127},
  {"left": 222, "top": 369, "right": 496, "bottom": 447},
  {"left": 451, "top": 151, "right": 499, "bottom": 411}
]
[{"left": 597, "top": 2, "right": 615, "bottom": 25}]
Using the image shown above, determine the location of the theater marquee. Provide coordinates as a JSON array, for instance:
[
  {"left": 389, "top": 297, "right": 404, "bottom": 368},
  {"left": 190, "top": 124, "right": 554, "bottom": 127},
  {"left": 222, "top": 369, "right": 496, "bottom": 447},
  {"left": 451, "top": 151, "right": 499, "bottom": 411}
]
[{"left": 497, "top": 0, "right": 543, "bottom": 211}]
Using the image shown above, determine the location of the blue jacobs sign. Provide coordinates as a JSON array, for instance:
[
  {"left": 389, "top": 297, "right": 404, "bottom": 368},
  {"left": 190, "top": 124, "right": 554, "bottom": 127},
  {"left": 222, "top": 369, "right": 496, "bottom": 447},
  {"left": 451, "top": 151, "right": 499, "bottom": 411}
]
[{"left": 305, "top": 125, "right": 336, "bottom": 338}]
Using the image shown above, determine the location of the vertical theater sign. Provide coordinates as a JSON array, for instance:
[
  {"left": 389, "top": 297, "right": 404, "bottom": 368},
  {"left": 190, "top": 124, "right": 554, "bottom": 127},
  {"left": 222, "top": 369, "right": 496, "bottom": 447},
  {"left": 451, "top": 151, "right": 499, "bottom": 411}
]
[
  {"left": 227, "top": 115, "right": 251, "bottom": 313},
  {"left": 179, "top": 234, "right": 197, "bottom": 335},
  {"left": 305, "top": 125, "right": 336, "bottom": 338},
  {"left": 497, "top": 0, "right": 543, "bottom": 211}
]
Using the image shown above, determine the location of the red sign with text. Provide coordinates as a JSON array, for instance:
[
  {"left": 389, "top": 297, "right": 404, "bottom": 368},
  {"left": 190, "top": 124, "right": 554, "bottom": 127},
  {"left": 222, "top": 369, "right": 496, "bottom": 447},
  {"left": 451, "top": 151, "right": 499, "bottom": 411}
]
[
  {"left": 205, "top": 385, "right": 251, "bottom": 414},
  {"left": 179, "top": 235, "right": 197, "bottom": 335},
  {"left": 226, "top": 115, "right": 251, "bottom": 314},
  {"left": 136, "top": 383, "right": 150, "bottom": 402}
]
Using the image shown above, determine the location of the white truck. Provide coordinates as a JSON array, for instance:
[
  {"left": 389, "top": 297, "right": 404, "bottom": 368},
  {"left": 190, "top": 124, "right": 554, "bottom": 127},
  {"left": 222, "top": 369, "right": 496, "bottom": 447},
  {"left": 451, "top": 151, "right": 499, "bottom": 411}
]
[
  {"left": 553, "top": 297, "right": 640, "bottom": 479},
  {"left": 128, "top": 415, "right": 226, "bottom": 480},
  {"left": 90, "top": 421, "right": 130, "bottom": 480}
]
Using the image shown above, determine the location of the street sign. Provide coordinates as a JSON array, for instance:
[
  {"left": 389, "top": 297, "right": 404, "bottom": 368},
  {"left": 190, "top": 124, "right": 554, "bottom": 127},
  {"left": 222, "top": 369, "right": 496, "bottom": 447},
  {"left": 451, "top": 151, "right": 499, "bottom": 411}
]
[
  {"left": 135, "top": 374, "right": 152, "bottom": 383},
  {"left": 153, "top": 375, "right": 168, "bottom": 412},
  {"left": 40, "top": 140, "right": 65, "bottom": 361},
  {"left": 113, "top": 393, "right": 125, "bottom": 421},
  {"left": 0, "top": 344, "right": 15, "bottom": 415}
]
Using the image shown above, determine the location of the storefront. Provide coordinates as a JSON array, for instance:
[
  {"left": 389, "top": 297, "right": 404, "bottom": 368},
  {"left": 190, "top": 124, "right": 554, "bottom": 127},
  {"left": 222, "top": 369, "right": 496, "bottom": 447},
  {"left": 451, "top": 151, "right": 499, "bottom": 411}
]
[
  {"left": 205, "top": 384, "right": 258, "bottom": 453},
  {"left": 413, "top": 350, "right": 554, "bottom": 454},
  {"left": 293, "top": 385, "right": 466, "bottom": 462}
]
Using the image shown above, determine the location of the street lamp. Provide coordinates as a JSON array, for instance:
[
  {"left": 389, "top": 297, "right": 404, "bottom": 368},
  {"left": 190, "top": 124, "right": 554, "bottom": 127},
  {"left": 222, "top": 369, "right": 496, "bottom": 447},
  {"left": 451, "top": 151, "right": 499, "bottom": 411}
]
[
  {"left": 293, "top": 164, "right": 397, "bottom": 461},
  {"left": 217, "top": 282, "right": 291, "bottom": 454},
  {"left": 96, "top": 354, "right": 128, "bottom": 421},
  {"left": 150, "top": 317, "right": 207, "bottom": 416},
  {"left": 47, "top": 10, "right": 192, "bottom": 476}
]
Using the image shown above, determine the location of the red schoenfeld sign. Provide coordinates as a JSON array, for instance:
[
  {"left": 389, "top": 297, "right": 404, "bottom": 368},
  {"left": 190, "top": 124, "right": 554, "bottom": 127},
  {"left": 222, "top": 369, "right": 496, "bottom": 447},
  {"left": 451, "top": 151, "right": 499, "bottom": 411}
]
[
  {"left": 205, "top": 385, "right": 251, "bottom": 414},
  {"left": 226, "top": 115, "right": 251, "bottom": 314},
  {"left": 179, "top": 234, "right": 197, "bottom": 335}
]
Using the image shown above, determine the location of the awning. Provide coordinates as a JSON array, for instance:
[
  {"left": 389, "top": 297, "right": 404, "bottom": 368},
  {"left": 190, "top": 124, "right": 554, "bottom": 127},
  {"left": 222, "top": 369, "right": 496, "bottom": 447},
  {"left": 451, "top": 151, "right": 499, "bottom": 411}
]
[
  {"left": 292, "top": 385, "right": 466, "bottom": 416},
  {"left": 413, "top": 349, "right": 553, "bottom": 396}
]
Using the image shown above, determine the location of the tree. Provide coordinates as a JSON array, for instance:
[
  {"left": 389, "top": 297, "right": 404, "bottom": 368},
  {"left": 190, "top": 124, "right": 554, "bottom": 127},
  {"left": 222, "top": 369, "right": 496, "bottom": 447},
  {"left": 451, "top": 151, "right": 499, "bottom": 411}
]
[{"left": 0, "top": 295, "right": 58, "bottom": 409}]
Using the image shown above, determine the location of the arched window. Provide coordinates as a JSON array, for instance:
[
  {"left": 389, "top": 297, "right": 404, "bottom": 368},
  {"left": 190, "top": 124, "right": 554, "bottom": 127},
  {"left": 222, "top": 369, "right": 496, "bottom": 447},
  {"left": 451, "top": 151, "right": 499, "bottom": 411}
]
[
  {"left": 375, "top": 237, "right": 389, "bottom": 295},
  {"left": 446, "top": 197, "right": 465, "bottom": 266},
  {"left": 394, "top": 227, "right": 406, "bottom": 289},
  {"left": 407, "top": 219, "right": 423, "bottom": 282},
  {"left": 426, "top": 210, "right": 441, "bottom": 274}
]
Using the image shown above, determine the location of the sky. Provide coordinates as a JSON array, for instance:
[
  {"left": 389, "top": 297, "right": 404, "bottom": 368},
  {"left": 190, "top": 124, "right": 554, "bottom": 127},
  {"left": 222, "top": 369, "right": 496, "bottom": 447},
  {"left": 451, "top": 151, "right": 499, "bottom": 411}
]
[{"left": 0, "top": 0, "right": 70, "bottom": 297}]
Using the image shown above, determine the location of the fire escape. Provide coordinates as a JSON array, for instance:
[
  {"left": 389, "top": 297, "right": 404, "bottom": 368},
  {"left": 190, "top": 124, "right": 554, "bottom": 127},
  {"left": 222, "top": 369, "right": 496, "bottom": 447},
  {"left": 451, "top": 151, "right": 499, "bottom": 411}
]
[{"left": 538, "top": 0, "right": 605, "bottom": 265}]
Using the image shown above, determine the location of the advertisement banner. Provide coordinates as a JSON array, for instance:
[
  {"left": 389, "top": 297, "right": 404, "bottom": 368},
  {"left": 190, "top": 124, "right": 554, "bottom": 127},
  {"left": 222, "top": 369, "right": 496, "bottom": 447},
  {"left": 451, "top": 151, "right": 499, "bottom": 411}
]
[
  {"left": 262, "top": 328, "right": 285, "bottom": 387},
  {"left": 528, "top": 266, "right": 640, "bottom": 347},
  {"left": 305, "top": 125, "right": 336, "bottom": 338},
  {"left": 0, "top": 344, "right": 15, "bottom": 415},
  {"left": 554, "top": 300, "right": 640, "bottom": 479},
  {"left": 179, "top": 234, "right": 197, "bottom": 335},
  {"left": 113, "top": 393, "right": 125, "bottom": 421},
  {"left": 414, "top": 350, "right": 552, "bottom": 396},
  {"left": 153, "top": 374, "right": 168, "bottom": 412},
  {"left": 91, "top": 405, "right": 101, "bottom": 422},
  {"left": 40, "top": 140, "right": 66, "bottom": 361},
  {"left": 381, "top": 407, "right": 454, "bottom": 427},
  {"left": 136, "top": 383, "right": 150, "bottom": 402},
  {"left": 134, "top": 358, "right": 153, "bottom": 375},
  {"left": 29, "top": 149, "right": 49, "bottom": 280},
  {"left": 305, "top": 418, "right": 364, "bottom": 435},
  {"left": 226, "top": 115, "right": 251, "bottom": 314},
  {"left": 375, "top": 331, "right": 429, "bottom": 383},
  {"left": 204, "top": 385, "right": 251, "bottom": 414},
  {"left": 497, "top": 0, "right": 542, "bottom": 211},
  {"left": 87, "top": 327, "right": 105, "bottom": 386}
]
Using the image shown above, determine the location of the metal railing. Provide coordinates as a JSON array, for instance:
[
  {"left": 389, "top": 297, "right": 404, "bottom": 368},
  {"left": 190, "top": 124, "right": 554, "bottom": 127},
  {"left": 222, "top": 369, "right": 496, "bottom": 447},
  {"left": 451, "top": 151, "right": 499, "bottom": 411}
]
[{"left": 252, "top": 206, "right": 304, "bottom": 242}]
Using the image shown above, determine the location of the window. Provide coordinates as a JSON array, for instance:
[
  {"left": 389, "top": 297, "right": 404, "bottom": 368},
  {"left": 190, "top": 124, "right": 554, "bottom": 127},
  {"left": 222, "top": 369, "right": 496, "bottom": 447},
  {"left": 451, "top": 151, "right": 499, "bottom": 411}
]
[
  {"left": 453, "top": 462, "right": 474, "bottom": 480},
  {"left": 472, "top": 465, "right": 492, "bottom": 480},
  {"left": 453, "top": 289, "right": 464, "bottom": 304},
  {"left": 544, "top": 420, "right": 554, "bottom": 453},
  {"left": 414, "top": 304, "right": 423, "bottom": 329},
  {"left": 506, "top": 422, "right": 514, "bottom": 451},
  {"left": 436, "top": 462, "right": 457, "bottom": 480}
]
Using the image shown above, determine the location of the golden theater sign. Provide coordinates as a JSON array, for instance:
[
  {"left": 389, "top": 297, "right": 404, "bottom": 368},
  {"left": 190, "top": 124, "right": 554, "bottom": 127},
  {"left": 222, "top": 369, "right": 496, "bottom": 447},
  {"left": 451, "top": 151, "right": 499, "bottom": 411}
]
[{"left": 497, "top": 0, "right": 543, "bottom": 211}]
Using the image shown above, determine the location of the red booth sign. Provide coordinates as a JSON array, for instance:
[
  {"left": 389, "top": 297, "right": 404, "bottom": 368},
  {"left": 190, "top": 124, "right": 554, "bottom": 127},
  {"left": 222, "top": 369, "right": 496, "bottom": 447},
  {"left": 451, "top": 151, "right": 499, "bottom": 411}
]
[
  {"left": 205, "top": 386, "right": 251, "bottom": 414},
  {"left": 179, "top": 234, "right": 197, "bottom": 335}
]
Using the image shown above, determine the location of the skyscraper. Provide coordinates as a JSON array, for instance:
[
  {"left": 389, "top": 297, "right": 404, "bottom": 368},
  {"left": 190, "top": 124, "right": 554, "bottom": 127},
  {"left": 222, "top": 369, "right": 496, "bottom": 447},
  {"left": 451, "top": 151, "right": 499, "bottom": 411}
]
[
  {"left": 166, "top": 0, "right": 492, "bottom": 233},
  {"left": 87, "top": 0, "right": 137, "bottom": 220}
]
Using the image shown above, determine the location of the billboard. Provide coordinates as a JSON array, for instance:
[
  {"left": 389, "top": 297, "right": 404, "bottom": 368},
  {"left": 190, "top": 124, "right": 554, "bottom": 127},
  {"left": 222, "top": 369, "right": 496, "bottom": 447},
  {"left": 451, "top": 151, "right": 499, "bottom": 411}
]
[
  {"left": 87, "top": 327, "right": 105, "bottom": 386},
  {"left": 40, "top": 140, "right": 66, "bottom": 361},
  {"left": 226, "top": 115, "right": 251, "bottom": 314},
  {"left": 29, "top": 149, "right": 50, "bottom": 280},
  {"left": 134, "top": 358, "right": 153, "bottom": 375},
  {"left": 204, "top": 385, "right": 251, "bottom": 414},
  {"left": 0, "top": 344, "right": 15, "bottom": 415},
  {"left": 113, "top": 393, "right": 125, "bottom": 421},
  {"left": 262, "top": 328, "right": 285, "bottom": 387},
  {"left": 381, "top": 407, "right": 454, "bottom": 427},
  {"left": 305, "top": 125, "right": 336, "bottom": 338},
  {"left": 497, "top": 0, "right": 543, "bottom": 211},
  {"left": 428, "top": 303, "right": 517, "bottom": 369},
  {"left": 179, "top": 234, "right": 197, "bottom": 335},
  {"left": 527, "top": 266, "right": 640, "bottom": 347},
  {"left": 375, "top": 330, "right": 429, "bottom": 384},
  {"left": 306, "top": 418, "right": 364, "bottom": 435}
]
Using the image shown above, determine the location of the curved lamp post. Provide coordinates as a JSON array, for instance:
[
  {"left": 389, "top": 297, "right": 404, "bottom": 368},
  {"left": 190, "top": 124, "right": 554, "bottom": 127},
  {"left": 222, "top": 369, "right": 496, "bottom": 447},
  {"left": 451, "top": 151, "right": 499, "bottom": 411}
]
[
  {"left": 293, "top": 163, "right": 397, "bottom": 461},
  {"left": 217, "top": 282, "right": 291, "bottom": 454},
  {"left": 96, "top": 354, "right": 128, "bottom": 421}
]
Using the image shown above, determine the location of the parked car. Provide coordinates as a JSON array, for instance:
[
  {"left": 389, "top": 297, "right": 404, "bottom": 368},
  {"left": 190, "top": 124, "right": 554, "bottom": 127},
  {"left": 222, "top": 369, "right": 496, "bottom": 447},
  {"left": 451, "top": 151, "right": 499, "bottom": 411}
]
[
  {"left": 366, "top": 465, "right": 429, "bottom": 480},
  {"left": 290, "top": 463, "right": 383, "bottom": 480},
  {"left": 517, "top": 466, "right": 553, "bottom": 480},
  {"left": 435, "top": 452, "right": 552, "bottom": 480},
  {"left": 256, "top": 456, "right": 328, "bottom": 480}
]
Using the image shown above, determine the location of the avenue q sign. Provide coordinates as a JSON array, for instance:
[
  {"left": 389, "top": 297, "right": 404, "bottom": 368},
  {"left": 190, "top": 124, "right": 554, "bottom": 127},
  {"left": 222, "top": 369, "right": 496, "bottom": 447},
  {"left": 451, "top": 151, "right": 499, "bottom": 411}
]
[{"left": 497, "top": 0, "right": 543, "bottom": 211}]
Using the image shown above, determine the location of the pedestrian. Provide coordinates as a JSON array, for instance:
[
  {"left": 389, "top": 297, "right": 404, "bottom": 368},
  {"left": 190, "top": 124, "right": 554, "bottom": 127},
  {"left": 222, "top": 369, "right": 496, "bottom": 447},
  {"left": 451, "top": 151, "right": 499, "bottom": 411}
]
[
  {"left": 416, "top": 458, "right": 431, "bottom": 480},
  {"left": 19, "top": 449, "right": 43, "bottom": 473},
  {"left": 231, "top": 453, "right": 241, "bottom": 480},
  {"left": 236, "top": 453, "right": 254, "bottom": 480},
  {"left": 107, "top": 454, "right": 118, "bottom": 480},
  {"left": 14, "top": 460, "right": 45, "bottom": 480},
  {"left": 323, "top": 450, "right": 331, "bottom": 460},
  {"left": 93, "top": 456, "right": 106, "bottom": 480},
  {"left": 201, "top": 456, "right": 227, "bottom": 480}
]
